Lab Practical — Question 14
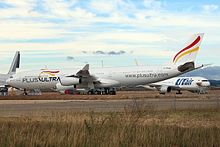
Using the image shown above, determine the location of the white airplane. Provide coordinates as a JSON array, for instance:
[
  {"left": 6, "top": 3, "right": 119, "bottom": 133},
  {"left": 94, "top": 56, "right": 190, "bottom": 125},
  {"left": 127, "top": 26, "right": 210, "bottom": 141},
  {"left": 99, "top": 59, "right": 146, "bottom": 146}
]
[
  {"left": 0, "top": 51, "right": 20, "bottom": 95},
  {"left": 142, "top": 77, "right": 210, "bottom": 94},
  {"left": 7, "top": 33, "right": 204, "bottom": 95}
]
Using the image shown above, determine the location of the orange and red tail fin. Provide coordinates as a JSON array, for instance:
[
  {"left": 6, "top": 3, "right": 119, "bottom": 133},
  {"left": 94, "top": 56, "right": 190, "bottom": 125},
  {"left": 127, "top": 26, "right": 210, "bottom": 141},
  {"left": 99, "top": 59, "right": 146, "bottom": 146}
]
[{"left": 173, "top": 33, "right": 204, "bottom": 65}]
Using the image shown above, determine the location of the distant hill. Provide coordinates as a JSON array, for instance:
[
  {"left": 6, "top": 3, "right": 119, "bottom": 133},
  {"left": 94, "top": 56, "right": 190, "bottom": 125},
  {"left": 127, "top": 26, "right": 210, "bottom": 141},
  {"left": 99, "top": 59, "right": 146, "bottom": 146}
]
[
  {"left": 182, "top": 66, "right": 220, "bottom": 87},
  {"left": 209, "top": 80, "right": 220, "bottom": 87},
  {"left": 183, "top": 66, "right": 220, "bottom": 80}
]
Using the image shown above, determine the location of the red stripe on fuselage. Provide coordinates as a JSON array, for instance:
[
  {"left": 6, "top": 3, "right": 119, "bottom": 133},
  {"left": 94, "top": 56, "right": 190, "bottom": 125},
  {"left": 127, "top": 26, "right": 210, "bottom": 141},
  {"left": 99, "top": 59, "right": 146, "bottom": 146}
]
[
  {"left": 173, "top": 36, "right": 200, "bottom": 62},
  {"left": 42, "top": 71, "right": 60, "bottom": 73}
]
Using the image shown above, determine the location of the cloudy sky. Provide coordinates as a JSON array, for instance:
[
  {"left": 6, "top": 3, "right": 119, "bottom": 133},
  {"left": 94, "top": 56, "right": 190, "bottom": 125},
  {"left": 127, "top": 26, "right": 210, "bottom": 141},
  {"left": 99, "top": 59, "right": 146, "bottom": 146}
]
[{"left": 0, "top": 0, "right": 220, "bottom": 72}]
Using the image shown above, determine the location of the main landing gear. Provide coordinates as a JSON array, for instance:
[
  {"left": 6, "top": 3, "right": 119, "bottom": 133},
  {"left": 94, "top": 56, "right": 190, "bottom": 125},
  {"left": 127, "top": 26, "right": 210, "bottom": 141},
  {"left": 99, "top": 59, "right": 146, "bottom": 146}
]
[
  {"left": 87, "top": 88, "right": 116, "bottom": 95},
  {"left": 176, "top": 90, "right": 182, "bottom": 95},
  {"left": 0, "top": 87, "right": 8, "bottom": 96},
  {"left": 23, "top": 89, "right": 42, "bottom": 95}
]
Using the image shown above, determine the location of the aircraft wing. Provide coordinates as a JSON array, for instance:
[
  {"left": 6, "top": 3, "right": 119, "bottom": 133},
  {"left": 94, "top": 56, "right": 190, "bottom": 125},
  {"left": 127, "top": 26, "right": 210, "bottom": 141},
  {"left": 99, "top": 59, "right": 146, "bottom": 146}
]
[
  {"left": 61, "top": 64, "right": 119, "bottom": 88},
  {"left": 66, "top": 64, "right": 88, "bottom": 77},
  {"left": 141, "top": 83, "right": 181, "bottom": 91},
  {"left": 76, "top": 64, "right": 90, "bottom": 78},
  {"left": 180, "top": 63, "right": 207, "bottom": 74},
  {"left": 137, "top": 83, "right": 161, "bottom": 90},
  {"left": 67, "top": 64, "right": 96, "bottom": 80}
]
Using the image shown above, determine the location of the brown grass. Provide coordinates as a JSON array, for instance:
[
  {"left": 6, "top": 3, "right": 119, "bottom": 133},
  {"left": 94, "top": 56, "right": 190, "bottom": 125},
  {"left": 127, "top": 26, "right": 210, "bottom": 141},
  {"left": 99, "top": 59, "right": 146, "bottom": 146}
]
[{"left": 0, "top": 106, "right": 220, "bottom": 147}]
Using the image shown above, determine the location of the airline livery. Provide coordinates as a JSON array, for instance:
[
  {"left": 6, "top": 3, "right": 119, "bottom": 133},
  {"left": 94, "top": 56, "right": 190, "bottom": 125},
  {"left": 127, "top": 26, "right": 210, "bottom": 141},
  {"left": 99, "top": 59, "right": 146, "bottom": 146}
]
[
  {"left": 143, "top": 77, "right": 210, "bottom": 94},
  {"left": 7, "top": 33, "right": 204, "bottom": 95}
]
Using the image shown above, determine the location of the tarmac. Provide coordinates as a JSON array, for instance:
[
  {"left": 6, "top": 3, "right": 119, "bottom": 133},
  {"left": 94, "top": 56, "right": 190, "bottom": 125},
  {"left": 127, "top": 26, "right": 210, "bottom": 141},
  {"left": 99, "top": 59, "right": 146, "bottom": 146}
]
[{"left": 0, "top": 96, "right": 219, "bottom": 117}]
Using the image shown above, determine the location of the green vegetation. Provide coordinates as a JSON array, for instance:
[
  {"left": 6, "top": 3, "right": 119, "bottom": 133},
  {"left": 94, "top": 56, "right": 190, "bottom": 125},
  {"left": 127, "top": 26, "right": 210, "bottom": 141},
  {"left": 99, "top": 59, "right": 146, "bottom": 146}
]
[{"left": 0, "top": 108, "right": 220, "bottom": 147}]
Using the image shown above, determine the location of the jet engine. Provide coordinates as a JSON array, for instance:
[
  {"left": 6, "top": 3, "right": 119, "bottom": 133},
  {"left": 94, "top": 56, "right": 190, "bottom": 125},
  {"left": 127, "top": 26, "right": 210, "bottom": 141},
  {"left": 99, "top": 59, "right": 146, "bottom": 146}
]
[
  {"left": 56, "top": 83, "right": 74, "bottom": 91},
  {"left": 159, "top": 86, "right": 172, "bottom": 94},
  {"left": 95, "top": 79, "right": 120, "bottom": 88},
  {"left": 56, "top": 83, "right": 87, "bottom": 94},
  {"left": 59, "top": 77, "right": 81, "bottom": 86}
]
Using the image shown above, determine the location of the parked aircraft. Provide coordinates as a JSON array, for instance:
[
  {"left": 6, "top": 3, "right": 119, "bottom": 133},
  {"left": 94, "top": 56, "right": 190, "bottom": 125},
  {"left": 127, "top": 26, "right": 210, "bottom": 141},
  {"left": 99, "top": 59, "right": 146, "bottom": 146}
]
[
  {"left": 7, "top": 33, "right": 204, "bottom": 95},
  {"left": 142, "top": 77, "right": 210, "bottom": 94},
  {"left": 0, "top": 51, "right": 20, "bottom": 95}
]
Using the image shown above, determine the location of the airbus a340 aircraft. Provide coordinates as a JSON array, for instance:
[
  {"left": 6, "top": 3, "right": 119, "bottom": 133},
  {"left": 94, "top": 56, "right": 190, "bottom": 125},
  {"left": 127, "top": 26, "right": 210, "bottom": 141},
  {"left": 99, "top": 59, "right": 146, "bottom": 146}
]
[
  {"left": 7, "top": 33, "right": 204, "bottom": 95},
  {"left": 142, "top": 77, "right": 210, "bottom": 94},
  {"left": 0, "top": 51, "right": 20, "bottom": 95}
]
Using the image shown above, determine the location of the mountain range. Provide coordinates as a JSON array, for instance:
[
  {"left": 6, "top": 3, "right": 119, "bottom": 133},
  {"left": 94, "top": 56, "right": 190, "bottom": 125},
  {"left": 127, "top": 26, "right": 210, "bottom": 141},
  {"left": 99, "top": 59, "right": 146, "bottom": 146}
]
[{"left": 183, "top": 66, "right": 220, "bottom": 80}]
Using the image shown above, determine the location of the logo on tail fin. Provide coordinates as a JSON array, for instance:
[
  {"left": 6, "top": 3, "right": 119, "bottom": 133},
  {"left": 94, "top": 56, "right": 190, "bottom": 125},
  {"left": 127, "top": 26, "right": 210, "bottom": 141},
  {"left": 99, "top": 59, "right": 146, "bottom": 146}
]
[{"left": 173, "top": 36, "right": 201, "bottom": 63}]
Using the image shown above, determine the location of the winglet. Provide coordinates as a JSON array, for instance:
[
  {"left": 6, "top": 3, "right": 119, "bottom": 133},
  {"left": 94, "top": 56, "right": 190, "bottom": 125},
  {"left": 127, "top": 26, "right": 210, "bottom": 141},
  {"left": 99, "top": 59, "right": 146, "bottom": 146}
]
[
  {"left": 82, "top": 64, "right": 89, "bottom": 71},
  {"left": 76, "top": 64, "right": 90, "bottom": 77}
]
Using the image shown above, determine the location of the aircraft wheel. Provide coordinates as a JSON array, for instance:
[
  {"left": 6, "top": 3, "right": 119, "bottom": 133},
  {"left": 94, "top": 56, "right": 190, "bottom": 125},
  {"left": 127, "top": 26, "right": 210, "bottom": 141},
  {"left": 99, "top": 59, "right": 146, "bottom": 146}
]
[
  {"left": 176, "top": 90, "right": 182, "bottom": 95},
  {"left": 94, "top": 90, "right": 101, "bottom": 95},
  {"left": 104, "top": 88, "right": 109, "bottom": 95},
  {"left": 24, "top": 89, "right": 28, "bottom": 95},
  {"left": 87, "top": 90, "right": 94, "bottom": 95},
  {"left": 109, "top": 90, "right": 116, "bottom": 95}
]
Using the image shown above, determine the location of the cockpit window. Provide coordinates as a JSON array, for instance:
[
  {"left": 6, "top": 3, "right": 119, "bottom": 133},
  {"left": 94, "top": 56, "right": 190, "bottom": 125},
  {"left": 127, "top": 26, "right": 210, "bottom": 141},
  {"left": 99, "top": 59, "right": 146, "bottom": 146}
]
[
  {"left": 202, "top": 80, "right": 208, "bottom": 82},
  {"left": 10, "top": 76, "right": 13, "bottom": 78}
]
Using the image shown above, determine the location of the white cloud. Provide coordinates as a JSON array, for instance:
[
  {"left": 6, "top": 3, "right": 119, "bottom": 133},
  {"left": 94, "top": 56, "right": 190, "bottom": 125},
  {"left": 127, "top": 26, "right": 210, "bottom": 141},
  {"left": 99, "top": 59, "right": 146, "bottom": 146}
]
[
  {"left": 0, "top": 21, "right": 63, "bottom": 40},
  {"left": 0, "top": 0, "right": 220, "bottom": 69},
  {"left": 143, "top": 0, "right": 162, "bottom": 10},
  {"left": 0, "top": 0, "right": 35, "bottom": 17},
  {"left": 90, "top": 0, "right": 116, "bottom": 13},
  {"left": 202, "top": 4, "right": 219, "bottom": 12}
]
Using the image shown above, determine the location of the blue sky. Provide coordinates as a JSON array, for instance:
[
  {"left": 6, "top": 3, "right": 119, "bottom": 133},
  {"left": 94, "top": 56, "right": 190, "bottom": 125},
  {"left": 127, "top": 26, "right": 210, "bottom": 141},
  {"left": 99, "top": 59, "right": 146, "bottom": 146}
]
[{"left": 0, "top": 0, "right": 220, "bottom": 72}]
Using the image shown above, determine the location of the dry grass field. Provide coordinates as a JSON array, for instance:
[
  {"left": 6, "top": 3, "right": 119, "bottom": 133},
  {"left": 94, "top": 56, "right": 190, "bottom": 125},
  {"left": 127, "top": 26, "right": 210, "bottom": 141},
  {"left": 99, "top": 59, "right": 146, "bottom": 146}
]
[
  {"left": 0, "top": 106, "right": 220, "bottom": 147},
  {"left": 0, "top": 90, "right": 220, "bottom": 146}
]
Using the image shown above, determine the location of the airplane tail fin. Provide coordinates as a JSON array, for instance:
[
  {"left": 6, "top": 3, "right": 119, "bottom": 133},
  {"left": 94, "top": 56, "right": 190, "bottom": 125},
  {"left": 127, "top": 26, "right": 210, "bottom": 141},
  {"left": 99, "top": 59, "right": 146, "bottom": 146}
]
[
  {"left": 172, "top": 33, "right": 204, "bottom": 72},
  {"left": 8, "top": 51, "right": 20, "bottom": 75}
]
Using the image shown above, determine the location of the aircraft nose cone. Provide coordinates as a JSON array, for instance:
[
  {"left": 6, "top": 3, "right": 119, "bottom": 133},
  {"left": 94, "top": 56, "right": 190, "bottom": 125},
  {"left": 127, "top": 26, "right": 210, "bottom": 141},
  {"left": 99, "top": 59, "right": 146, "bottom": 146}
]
[
  {"left": 201, "top": 81, "right": 210, "bottom": 87},
  {"left": 205, "top": 82, "right": 211, "bottom": 87},
  {"left": 196, "top": 81, "right": 210, "bottom": 87}
]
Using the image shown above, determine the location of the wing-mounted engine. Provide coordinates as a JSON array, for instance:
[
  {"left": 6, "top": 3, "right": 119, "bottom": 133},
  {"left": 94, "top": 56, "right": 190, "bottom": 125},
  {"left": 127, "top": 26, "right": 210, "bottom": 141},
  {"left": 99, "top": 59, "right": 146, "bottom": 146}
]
[
  {"left": 56, "top": 82, "right": 73, "bottom": 92},
  {"left": 159, "top": 85, "right": 172, "bottom": 94},
  {"left": 94, "top": 78, "right": 120, "bottom": 88},
  {"left": 59, "top": 77, "right": 81, "bottom": 86}
]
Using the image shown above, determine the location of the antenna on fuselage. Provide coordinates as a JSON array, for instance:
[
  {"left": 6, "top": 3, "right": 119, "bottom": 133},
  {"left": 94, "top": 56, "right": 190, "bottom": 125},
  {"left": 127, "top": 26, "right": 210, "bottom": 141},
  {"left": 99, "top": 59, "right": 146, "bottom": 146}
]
[{"left": 134, "top": 59, "right": 139, "bottom": 66}]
